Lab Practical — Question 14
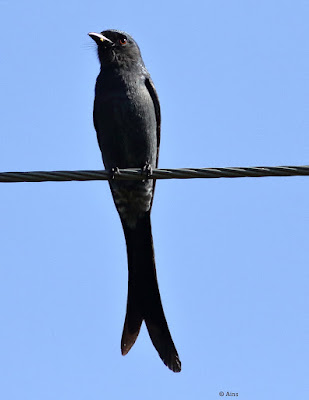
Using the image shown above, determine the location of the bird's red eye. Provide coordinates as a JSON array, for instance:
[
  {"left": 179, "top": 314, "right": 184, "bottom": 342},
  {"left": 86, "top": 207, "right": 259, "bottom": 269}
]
[{"left": 119, "top": 37, "right": 127, "bottom": 45}]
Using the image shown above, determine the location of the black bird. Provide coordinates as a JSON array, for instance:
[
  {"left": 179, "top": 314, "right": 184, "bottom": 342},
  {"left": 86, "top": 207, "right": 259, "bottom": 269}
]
[{"left": 88, "top": 29, "right": 181, "bottom": 372}]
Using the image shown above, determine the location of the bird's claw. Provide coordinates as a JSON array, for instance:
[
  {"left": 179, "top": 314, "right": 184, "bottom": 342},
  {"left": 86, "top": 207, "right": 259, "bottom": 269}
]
[
  {"left": 142, "top": 163, "right": 152, "bottom": 181},
  {"left": 111, "top": 167, "right": 120, "bottom": 180}
]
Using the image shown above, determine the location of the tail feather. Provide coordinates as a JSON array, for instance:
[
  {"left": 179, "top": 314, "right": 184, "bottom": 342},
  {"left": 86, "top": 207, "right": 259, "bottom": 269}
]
[
  {"left": 121, "top": 212, "right": 181, "bottom": 372},
  {"left": 121, "top": 288, "right": 143, "bottom": 355}
]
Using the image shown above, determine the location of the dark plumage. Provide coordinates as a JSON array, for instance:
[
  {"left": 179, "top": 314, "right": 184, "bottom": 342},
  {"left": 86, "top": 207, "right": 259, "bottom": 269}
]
[{"left": 89, "top": 29, "right": 181, "bottom": 372}]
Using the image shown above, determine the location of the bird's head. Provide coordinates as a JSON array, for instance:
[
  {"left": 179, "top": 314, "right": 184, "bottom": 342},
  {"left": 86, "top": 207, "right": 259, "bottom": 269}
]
[{"left": 88, "top": 29, "right": 144, "bottom": 69}]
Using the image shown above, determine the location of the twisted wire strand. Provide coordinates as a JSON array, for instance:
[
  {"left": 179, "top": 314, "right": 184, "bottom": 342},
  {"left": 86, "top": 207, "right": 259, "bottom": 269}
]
[{"left": 0, "top": 165, "right": 309, "bottom": 183}]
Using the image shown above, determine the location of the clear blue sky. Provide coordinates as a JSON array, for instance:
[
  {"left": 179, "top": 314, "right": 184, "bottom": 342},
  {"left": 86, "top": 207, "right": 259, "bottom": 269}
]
[{"left": 0, "top": 1, "right": 308, "bottom": 399}]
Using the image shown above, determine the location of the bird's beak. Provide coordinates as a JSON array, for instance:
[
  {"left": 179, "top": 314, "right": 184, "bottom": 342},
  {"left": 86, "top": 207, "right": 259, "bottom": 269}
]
[{"left": 88, "top": 32, "right": 114, "bottom": 46}]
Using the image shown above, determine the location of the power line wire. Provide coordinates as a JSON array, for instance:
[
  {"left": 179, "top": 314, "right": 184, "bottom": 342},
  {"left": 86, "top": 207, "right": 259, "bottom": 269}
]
[{"left": 0, "top": 165, "right": 309, "bottom": 183}]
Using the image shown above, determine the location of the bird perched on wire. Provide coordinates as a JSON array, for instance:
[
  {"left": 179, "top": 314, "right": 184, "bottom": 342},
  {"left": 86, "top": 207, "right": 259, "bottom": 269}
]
[{"left": 88, "top": 29, "right": 181, "bottom": 372}]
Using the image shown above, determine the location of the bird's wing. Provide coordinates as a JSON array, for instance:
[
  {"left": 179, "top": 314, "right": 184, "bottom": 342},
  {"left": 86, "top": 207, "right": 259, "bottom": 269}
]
[{"left": 145, "top": 77, "right": 161, "bottom": 168}]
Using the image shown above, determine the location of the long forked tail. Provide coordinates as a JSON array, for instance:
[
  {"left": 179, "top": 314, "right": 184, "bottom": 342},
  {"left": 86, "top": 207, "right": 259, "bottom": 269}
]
[{"left": 120, "top": 212, "right": 181, "bottom": 372}]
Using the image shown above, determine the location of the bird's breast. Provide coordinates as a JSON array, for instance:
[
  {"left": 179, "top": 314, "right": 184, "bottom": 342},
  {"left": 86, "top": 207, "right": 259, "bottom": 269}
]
[{"left": 94, "top": 75, "right": 157, "bottom": 171}]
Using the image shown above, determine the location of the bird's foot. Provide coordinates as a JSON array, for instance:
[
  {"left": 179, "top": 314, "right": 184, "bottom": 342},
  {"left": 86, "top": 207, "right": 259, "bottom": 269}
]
[
  {"left": 142, "top": 162, "right": 152, "bottom": 181},
  {"left": 111, "top": 167, "right": 120, "bottom": 180}
]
